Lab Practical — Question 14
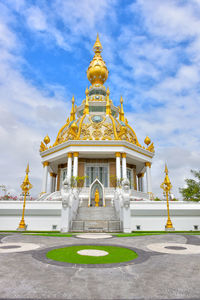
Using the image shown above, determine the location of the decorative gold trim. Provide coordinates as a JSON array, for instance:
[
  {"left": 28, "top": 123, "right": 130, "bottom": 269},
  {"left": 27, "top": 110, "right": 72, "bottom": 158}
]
[
  {"left": 42, "top": 143, "right": 153, "bottom": 158},
  {"left": 138, "top": 173, "right": 144, "bottom": 178},
  {"left": 115, "top": 152, "right": 121, "bottom": 157},
  {"left": 74, "top": 152, "right": 79, "bottom": 157},
  {"left": 145, "top": 162, "right": 151, "bottom": 168},
  {"left": 122, "top": 153, "right": 126, "bottom": 158},
  {"left": 109, "top": 114, "right": 119, "bottom": 140},
  {"left": 50, "top": 172, "right": 56, "bottom": 177},
  {"left": 67, "top": 153, "right": 73, "bottom": 158},
  {"left": 43, "top": 162, "right": 49, "bottom": 167}
]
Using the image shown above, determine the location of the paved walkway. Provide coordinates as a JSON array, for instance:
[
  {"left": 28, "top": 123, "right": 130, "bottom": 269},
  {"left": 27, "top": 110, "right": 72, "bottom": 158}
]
[{"left": 0, "top": 233, "right": 200, "bottom": 299}]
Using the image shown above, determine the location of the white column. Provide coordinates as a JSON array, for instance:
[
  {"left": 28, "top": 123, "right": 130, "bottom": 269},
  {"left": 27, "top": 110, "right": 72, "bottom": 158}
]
[
  {"left": 122, "top": 153, "right": 127, "bottom": 180},
  {"left": 138, "top": 174, "right": 144, "bottom": 192},
  {"left": 73, "top": 152, "right": 79, "bottom": 178},
  {"left": 115, "top": 152, "right": 121, "bottom": 185},
  {"left": 67, "top": 153, "right": 72, "bottom": 179},
  {"left": 42, "top": 162, "right": 49, "bottom": 193},
  {"left": 50, "top": 173, "right": 56, "bottom": 193},
  {"left": 145, "top": 162, "right": 152, "bottom": 196}
]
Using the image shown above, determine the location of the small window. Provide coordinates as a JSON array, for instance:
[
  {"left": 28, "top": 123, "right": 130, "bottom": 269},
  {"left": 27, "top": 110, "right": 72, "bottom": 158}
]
[
  {"left": 136, "top": 225, "right": 141, "bottom": 230},
  {"left": 52, "top": 225, "right": 57, "bottom": 230},
  {"left": 194, "top": 225, "right": 198, "bottom": 230}
]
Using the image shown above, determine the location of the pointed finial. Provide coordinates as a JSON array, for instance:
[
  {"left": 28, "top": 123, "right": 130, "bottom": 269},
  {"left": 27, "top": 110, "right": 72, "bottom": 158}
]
[
  {"left": 84, "top": 87, "right": 89, "bottom": 115},
  {"left": 165, "top": 163, "right": 168, "bottom": 174},
  {"left": 70, "top": 95, "right": 76, "bottom": 122},
  {"left": 93, "top": 33, "right": 103, "bottom": 53},
  {"left": 119, "top": 96, "right": 124, "bottom": 122},
  {"left": 26, "top": 163, "right": 29, "bottom": 174},
  {"left": 106, "top": 87, "right": 111, "bottom": 115},
  {"left": 85, "top": 87, "right": 89, "bottom": 96}
]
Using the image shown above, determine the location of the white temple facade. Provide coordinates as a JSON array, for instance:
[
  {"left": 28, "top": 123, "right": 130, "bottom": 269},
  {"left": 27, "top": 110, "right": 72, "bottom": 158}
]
[{"left": 0, "top": 35, "right": 200, "bottom": 232}]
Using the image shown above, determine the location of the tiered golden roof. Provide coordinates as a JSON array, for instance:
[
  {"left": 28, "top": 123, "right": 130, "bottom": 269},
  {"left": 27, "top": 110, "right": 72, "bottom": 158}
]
[{"left": 40, "top": 34, "right": 155, "bottom": 154}]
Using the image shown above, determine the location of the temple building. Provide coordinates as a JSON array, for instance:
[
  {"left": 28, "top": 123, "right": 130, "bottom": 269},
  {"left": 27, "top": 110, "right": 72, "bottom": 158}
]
[
  {"left": 39, "top": 34, "right": 155, "bottom": 205},
  {"left": 1, "top": 35, "right": 199, "bottom": 233}
]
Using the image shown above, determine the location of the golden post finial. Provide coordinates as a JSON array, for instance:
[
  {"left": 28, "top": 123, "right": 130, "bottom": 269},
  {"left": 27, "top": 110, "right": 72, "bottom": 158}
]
[
  {"left": 70, "top": 95, "right": 76, "bottom": 122},
  {"left": 160, "top": 164, "right": 174, "bottom": 230},
  {"left": 106, "top": 87, "right": 111, "bottom": 115},
  {"left": 18, "top": 163, "right": 33, "bottom": 231},
  {"left": 84, "top": 87, "right": 89, "bottom": 115},
  {"left": 119, "top": 96, "right": 124, "bottom": 122}
]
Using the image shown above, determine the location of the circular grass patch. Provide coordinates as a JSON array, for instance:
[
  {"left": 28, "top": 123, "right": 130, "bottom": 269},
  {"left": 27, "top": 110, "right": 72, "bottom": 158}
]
[{"left": 46, "top": 245, "right": 138, "bottom": 264}]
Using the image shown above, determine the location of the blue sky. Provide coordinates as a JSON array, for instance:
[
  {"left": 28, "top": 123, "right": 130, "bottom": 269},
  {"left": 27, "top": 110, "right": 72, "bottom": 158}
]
[{"left": 0, "top": 0, "right": 200, "bottom": 198}]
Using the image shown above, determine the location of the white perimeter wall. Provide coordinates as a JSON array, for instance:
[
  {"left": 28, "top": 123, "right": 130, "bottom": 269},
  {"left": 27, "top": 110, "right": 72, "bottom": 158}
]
[
  {"left": 130, "top": 201, "right": 200, "bottom": 231},
  {"left": 0, "top": 200, "right": 200, "bottom": 231}
]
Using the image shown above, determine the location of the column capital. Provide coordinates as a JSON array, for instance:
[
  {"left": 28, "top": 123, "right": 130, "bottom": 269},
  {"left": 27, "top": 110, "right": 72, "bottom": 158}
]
[
  {"left": 43, "top": 162, "right": 49, "bottom": 167},
  {"left": 73, "top": 152, "right": 79, "bottom": 157},
  {"left": 115, "top": 152, "right": 121, "bottom": 158},
  {"left": 138, "top": 173, "right": 144, "bottom": 178},
  {"left": 145, "top": 162, "right": 152, "bottom": 168},
  {"left": 50, "top": 172, "right": 57, "bottom": 177},
  {"left": 122, "top": 153, "right": 126, "bottom": 158},
  {"left": 67, "top": 153, "right": 73, "bottom": 158}
]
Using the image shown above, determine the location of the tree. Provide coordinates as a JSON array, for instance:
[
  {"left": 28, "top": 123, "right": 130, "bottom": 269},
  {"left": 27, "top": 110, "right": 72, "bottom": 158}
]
[{"left": 179, "top": 170, "right": 200, "bottom": 202}]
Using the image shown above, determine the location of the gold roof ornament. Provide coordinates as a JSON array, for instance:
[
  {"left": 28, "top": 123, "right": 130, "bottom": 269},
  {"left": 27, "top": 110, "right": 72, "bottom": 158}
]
[
  {"left": 70, "top": 95, "right": 76, "bottom": 122},
  {"left": 87, "top": 34, "right": 108, "bottom": 86},
  {"left": 106, "top": 87, "right": 111, "bottom": 115},
  {"left": 43, "top": 135, "right": 50, "bottom": 145},
  {"left": 84, "top": 87, "right": 89, "bottom": 115},
  {"left": 119, "top": 96, "right": 124, "bottom": 122},
  {"left": 144, "top": 136, "right": 151, "bottom": 146}
]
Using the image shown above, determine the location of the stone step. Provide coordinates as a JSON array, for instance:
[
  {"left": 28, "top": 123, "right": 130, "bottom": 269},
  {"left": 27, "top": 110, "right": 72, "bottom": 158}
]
[
  {"left": 79, "top": 199, "right": 112, "bottom": 207},
  {"left": 76, "top": 207, "right": 119, "bottom": 221},
  {"left": 71, "top": 220, "right": 121, "bottom": 232}
]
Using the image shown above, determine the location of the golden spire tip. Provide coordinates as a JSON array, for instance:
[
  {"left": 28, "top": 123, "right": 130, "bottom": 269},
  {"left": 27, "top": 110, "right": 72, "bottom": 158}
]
[
  {"left": 26, "top": 163, "right": 29, "bottom": 174},
  {"left": 93, "top": 33, "right": 103, "bottom": 53}
]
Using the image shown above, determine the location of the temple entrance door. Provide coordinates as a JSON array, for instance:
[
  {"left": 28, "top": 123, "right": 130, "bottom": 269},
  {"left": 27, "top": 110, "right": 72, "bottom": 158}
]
[{"left": 89, "top": 179, "right": 105, "bottom": 207}]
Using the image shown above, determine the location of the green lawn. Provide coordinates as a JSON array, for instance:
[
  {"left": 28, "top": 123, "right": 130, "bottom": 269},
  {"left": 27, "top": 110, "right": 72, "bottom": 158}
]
[
  {"left": 46, "top": 245, "right": 138, "bottom": 264},
  {"left": 1, "top": 230, "right": 200, "bottom": 237}
]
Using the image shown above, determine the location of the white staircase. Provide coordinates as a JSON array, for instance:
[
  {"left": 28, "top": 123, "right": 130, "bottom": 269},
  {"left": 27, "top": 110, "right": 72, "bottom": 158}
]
[{"left": 71, "top": 201, "right": 121, "bottom": 232}]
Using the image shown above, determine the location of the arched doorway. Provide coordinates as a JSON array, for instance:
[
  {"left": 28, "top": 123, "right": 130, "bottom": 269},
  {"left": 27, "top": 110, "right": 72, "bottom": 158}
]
[{"left": 89, "top": 179, "right": 105, "bottom": 207}]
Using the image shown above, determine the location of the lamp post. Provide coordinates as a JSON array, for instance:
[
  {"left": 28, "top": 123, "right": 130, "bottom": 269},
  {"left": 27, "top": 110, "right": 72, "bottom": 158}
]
[
  {"left": 160, "top": 164, "right": 174, "bottom": 230},
  {"left": 17, "top": 163, "right": 33, "bottom": 231}
]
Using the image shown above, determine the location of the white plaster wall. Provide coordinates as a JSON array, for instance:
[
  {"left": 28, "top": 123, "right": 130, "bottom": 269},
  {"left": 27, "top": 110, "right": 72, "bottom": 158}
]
[
  {"left": 0, "top": 200, "right": 200, "bottom": 232},
  {"left": 0, "top": 201, "right": 62, "bottom": 231}
]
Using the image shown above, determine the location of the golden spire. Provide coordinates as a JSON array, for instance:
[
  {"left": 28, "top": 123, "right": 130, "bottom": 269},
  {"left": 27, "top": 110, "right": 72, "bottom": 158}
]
[
  {"left": 43, "top": 135, "right": 50, "bottom": 145},
  {"left": 87, "top": 34, "right": 108, "bottom": 86},
  {"left": 84, "top": 87, "right": 89, "bottom": 115},
  {"left": 18, "top": 163, "right": 33, "bottom": 231},
  {"left": 106, "top": 87, "right": 111, "bottom": 115},
  {"left": 70, "top": 95, "right": 76, "bottom": 122},
  {"left": 119, "top": 96, "right": 124, "bottom": 122},
  {"left": 160, "top": 164, "right": 174, "bottom": 230}
]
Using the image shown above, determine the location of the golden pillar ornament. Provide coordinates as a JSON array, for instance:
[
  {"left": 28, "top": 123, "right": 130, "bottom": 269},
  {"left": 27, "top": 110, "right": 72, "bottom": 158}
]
[
  {"left": 160, "top": 164, "right": 174, "bottom": 230},
  {"left": 18, "top": 163, "right": 33, "bottom": 230}
]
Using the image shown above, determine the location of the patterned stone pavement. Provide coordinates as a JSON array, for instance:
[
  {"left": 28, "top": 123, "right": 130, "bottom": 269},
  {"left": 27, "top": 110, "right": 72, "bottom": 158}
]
[{"left": 0, "top": 233, "right": 200, "bottom": 300}]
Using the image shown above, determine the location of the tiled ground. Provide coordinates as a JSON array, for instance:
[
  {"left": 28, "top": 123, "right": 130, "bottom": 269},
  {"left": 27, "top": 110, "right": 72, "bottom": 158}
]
[{"left": 0, "top": 233, "right": 200, "bottom": 300}]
